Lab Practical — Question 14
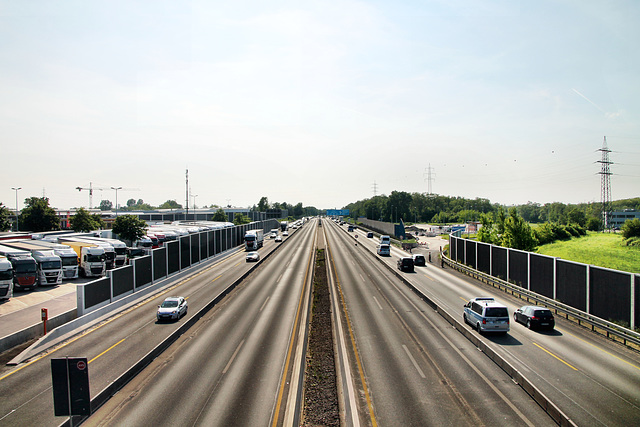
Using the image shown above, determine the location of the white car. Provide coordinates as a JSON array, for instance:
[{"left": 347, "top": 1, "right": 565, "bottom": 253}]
[
  {"left": 157, "top": 296, "right": 187, "bottom": 322},
  {"left": 283, "top": 231, "right": 289, "bottom": 236},
  {"left": 275, "top": 235, "right": 283, "bottom": 242},
  {"left": 246, "top": 251, "right": 260, "bottom": 262}
]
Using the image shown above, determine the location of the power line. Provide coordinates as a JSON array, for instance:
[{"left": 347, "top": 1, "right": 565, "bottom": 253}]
[{"left": 424, "top": 163, "right": 435, "bottom": 195}]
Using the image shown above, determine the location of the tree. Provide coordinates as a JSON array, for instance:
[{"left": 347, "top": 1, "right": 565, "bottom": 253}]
[
  {"left": 99, "top": 200, "right": 113, "bottom": 211},
  {"left": 257, "top": 197, "right": 269, "bottom": 212},
  {"left": 158, "top": 200, "right": 182, "bottom": 209},
  {"left": 70, "top": 208, "right": 105, "bottom": 232},
  {"left": 233, "top": 213, "right": 251, "bottom": 225},
  {"left": 19, "top": 197, "right": 60, "bottom": 232},
  {"left": 211, "top": 208, "right": 228, "bottom": 222},
  {"left": 126, "top": 198, "right": 136, "bottom": 208},
  {"left": 501, "top": 207, "right": 536, "bottom": 251},
  {"left": 586, "top": 216, "right": 602, "bottom": 232},
  {"left": 621, "top": 218, "right": 640, "bottom": 239},
  {"left": 477, "top": 213, "right": 498, "bottom": 244},
  {"left": 566, "top": 208, "right": 586, "bottom": 227},
  {"left": 112, "top": 214, "right": 147, "bottom": 243},
  {"left": 0, "top": 203, "right": 11, "bottom": 232}
]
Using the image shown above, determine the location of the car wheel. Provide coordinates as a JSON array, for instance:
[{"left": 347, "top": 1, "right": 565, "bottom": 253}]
[
  {"left": 527, "top": 319, "right": 532, "bottom": 329},
  {"left": 463, "top": 313, "right": 467, "bottom": 325},
  {"left": 513, "top": 313, "right": 518, "bottom": 324},
  {"left": 476, "top": 323, "right": 482, "bottom": 334}
]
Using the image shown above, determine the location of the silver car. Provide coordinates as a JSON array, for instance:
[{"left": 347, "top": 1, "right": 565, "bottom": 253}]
[
  {"left": 157, "top": 296, "right": 188, "bottom": 321},
  {"left": 246, "top": 251, "right": 260, "bottom": 262}
]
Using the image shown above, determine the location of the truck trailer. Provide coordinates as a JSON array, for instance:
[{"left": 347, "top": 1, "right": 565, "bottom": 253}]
[
  {"left": 2, "top": 240, "right": 63, "bottom": 285},
  {"left": 58, "top": 241, "right": 106, "bottom": 278},
  {"left": 244, "top": 229, "right": 264, "bottom": 251},
  {"left": 24, "top": 240, "right": 79, "bottom": 279},
  {"left": 0, "top": 245, "right": 38, "bottom": 291},
  {"left": 0, "top": 256, "right": 13, "bottom": 300}
]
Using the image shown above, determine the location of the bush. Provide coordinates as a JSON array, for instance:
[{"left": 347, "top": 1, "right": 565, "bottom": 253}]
[
  {"left": 623, "top": 237, "right": 640, "bottom": 247},
  {"left": 621, "top": 219, "right": 640, "bottom": 239}
]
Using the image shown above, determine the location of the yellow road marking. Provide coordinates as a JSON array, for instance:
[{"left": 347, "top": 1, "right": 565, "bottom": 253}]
[
  {"left": 560, "top": 329, "right": 640, "bottom": 371},
  {"left": 271, "top": 231, "right": 314, "bottom": 426},
  {"left": 0, "top": 256, "right": 233, "bottom": 382},
  {"left": 89, "top": 338, "right": 126, "bottom": 363},
  {"left": 533, "top": 343, "right": 578, "bottom": 371},
  {"left": 328, "top": 240, "right": 378, "bottom": 426}
]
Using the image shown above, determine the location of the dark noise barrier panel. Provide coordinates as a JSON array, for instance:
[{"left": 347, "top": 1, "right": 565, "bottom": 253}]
[
  {"left": 508, "top": 249, "right": 528, "bottom": 289},
  {"left": 153, "top": 247, "right": 167, "bottom": 281},
  {"left": 134, "top": 255, "right": 152, "bottom": 289},
  {"left": 111, "top": 265, "right": 134, "bottom": 298},
  {"left": 166, "top": 241, "right": 179, "bottom": 275}
]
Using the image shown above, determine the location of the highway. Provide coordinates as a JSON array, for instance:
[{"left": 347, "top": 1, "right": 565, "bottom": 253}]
[
  {"left": 0, "top": 223, "right": 311, "bottom": 426},
  {"left": 82, "top": 221, "right": 316, "bottom": 426},
  {"left": 322, "top": 220, "right": 554, "bottom": 426},
  {"left": 332, "top": 219, "right": 640, "bottom": 426},
  {"left": 0, "top": 217, "right": 639, "bottom": 426}
]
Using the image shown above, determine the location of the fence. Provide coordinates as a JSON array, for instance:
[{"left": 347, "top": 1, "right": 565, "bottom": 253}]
[
  {"left": 76, "top": 220, "right": 279, "bottom": 316},
  {"left": 449, "top": 235, "right": 639, "bottom": 330}
]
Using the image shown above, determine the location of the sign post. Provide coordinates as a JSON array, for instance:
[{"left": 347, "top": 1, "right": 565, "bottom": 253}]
[
  {"left": 51, "top": 357, "right": 91, "bottom": 420},
  {"left": 41, "top": 308, "right": 48, "bottom": 335}
]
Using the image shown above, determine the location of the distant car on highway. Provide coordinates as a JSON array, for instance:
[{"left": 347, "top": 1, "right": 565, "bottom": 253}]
[
  {"left": 412, "top": 254, "right": 426, "bottom": 266},
  {"left": 397, "top": 256, "right": 414, "bottom": 272},
  {"left": 283, "top": 230, "right": 289, "bottom": 236},
  {"left": 513, "top": 306, "right": 555, "bottom": 330},
  {"left": 157, "top": 296, "right": 187, "bottom": 322},
  {"left": 366, "top": 232, "right": 374, "bottom": 238},
  {"left": 275, "top": 235, "right": 283, "bottom": 242},
  {"left": 246, "top": 251, "right": 260, "bottom": 262}
]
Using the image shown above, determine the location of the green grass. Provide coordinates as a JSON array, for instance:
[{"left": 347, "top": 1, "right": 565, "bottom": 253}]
[{"left": 536, "top": 232, "right": 640, "bottom": 273}]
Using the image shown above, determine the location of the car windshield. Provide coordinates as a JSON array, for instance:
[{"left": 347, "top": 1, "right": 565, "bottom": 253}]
[
  {"left": 485, "top": 307, "right": 508, "bottom": 317},
  {"left": 161, "top": 300, "right": 179, "bottom": 308}
]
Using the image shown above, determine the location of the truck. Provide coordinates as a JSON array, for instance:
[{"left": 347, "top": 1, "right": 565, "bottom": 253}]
[
  {"left": 2, "top": 240, "right": 63, "bottom": 285},
  {"left": 23, "top": 240, "right": 79, "bottom": 279},
  {"left": 58, "top": 237, "right": 116, "bottom": 270},
  {"left": 0, "top": 244, "right": 38, "bottom": 291},
  {"left": 78, "top": 235, "right": 128, "bottom": 267},
  {"left": 0, "top": 256, "right": 13, "bottom": 300},
  {"left": 280, "top": 221, "right": 288, "bottom": 232},
  {"left": 59, "top": 241, "right": 106, "bottom": 278},
  {"left": 244, "top": 229, "right": 264, "bottom": 251}
]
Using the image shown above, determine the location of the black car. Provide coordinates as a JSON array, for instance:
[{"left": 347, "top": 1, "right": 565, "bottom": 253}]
[
  {"left": 366, "top": 232, "right": 374, "bottom": 238},
  {"left": 513, "top": 305, "right": 555, "bottom": 330},
  {"left": 397, "top": 257, "right": 414, "bottom": 272}
]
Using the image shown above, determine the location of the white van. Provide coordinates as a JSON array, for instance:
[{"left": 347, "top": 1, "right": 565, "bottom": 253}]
[
  {"left": 379, "top": 235, "right": 391, "bottom": 245},
  {"left": 463, "top": 297, "right": 510, "bottom": 334},
  {"left": 376, "top": 244, "right": 390, "bottom": 256}
]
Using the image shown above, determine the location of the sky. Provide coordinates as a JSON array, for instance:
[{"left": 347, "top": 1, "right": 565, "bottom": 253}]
[{"left": 1, "top": 0, "right": 639, "bottom": 212}]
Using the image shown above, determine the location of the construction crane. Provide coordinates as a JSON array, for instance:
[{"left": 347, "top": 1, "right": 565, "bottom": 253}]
[
  {"left": 76, "top": 182, "right": 109, "bottom": 208},
  {"left": 76, "top": 183, "right": 140, "bottom": 209}
]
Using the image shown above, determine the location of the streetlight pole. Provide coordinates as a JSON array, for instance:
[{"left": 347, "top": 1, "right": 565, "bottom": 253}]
[
  {"left": 11, "top": 187, "right": 21, "bottom": 231},
  {"left": 111, "top": 187, "right": 122, "bottom": 216}
]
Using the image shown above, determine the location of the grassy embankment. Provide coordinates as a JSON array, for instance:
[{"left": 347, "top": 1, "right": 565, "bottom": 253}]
[{"left": 536, "top": 232, "right": 640, "bottom": 274}]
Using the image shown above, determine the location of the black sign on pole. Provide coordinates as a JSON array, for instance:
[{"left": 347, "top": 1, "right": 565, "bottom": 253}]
[{"left": 51, "top": 357, "right": 91, "bottom": 416}]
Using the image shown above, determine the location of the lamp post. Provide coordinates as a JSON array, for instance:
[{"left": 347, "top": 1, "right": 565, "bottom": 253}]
[
  {"left": 11, "top": 187, "right": 21, "bottom": 231},
  {"left": 111, "top": 187, "right": 122, "bottom": 216}
]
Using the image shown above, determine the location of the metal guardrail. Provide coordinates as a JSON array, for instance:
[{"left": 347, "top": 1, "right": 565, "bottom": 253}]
[{"left": 444, "top": 256, "right": 640, "bottom": 348}]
